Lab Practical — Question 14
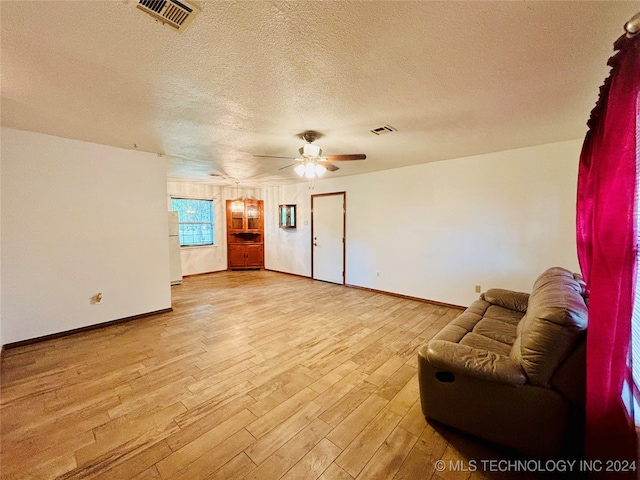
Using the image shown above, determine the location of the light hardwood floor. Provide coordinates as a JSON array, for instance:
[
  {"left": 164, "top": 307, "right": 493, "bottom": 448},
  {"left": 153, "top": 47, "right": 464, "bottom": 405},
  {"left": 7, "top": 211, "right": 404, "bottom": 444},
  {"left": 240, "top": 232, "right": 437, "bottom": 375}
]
[{"left": 1, "top": 271, "right": 567, "bottom": 480}]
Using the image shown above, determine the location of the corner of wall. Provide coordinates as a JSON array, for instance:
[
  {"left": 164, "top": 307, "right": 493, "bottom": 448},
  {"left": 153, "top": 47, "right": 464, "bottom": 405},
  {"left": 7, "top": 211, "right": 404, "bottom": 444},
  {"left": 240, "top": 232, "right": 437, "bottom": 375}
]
[{"left": 2, "top": 128, "right": 170, "bottom": 344}]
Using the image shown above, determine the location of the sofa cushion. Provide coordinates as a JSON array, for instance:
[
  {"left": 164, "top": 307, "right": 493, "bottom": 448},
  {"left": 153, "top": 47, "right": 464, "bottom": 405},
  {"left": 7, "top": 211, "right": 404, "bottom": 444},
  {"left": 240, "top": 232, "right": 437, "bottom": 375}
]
[
  {"left": 432, "top": 300, "right": 522, "bottom": 352},
  {"left": 460, "top": 333, "right": 512, "bottom": 356},
  {"left": 483, "top": 288, "right": 530, "bottom": 313},
  {"left": 429, "top": 298, "right": 523, "bottom": 378},
  {"left": 510, "top": 267, "right": 588, "bottom": 387},
  {"left": 447, "top": 299, "right": 491, "bottom": 329},
  {"left": 473, "top": 317, "right": 518, "bottom": 345},
  {"left": 482, "top": 304, "right": 524, "bottom": 326}
]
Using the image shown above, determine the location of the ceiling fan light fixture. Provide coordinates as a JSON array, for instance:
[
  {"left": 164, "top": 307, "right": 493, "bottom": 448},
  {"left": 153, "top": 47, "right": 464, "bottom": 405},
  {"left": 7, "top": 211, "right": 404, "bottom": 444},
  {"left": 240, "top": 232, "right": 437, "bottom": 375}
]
[
  {"left": 304, "top": 162, "right": 316, "bottom": 178},
  {"left": 294, "top": 163, "right": 306, "bottom": 177},
  {"left": 258, "top": 130, "right": 365, "bottom": 180}
]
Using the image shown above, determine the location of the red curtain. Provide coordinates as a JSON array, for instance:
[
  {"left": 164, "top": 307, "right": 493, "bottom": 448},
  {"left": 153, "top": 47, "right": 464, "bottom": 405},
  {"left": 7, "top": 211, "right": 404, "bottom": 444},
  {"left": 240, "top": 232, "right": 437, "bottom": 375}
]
[{"left": 576, "top": 32, "right": 639, "bottom": 472}]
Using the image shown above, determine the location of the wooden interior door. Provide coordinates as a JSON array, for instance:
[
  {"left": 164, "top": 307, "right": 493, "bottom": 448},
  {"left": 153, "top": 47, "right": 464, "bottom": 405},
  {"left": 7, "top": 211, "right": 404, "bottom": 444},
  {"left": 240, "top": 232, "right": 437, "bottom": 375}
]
[{"left": 311, "top": 193, "right": 345, "bottom": 284}]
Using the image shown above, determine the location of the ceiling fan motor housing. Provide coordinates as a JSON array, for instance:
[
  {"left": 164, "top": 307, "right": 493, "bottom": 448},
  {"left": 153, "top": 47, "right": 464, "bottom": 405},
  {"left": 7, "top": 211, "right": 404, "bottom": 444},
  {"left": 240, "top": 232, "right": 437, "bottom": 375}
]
[{"left": 300, "top": 143, "right": 322, "bottom": 158}]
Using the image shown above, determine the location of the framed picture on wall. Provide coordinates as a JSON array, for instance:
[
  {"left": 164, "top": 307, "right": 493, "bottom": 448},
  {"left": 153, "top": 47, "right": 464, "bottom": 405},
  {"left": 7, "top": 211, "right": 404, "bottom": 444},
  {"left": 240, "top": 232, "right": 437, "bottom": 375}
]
[{"left": 279, "top": 204, "right": 296, "bottom": 229}]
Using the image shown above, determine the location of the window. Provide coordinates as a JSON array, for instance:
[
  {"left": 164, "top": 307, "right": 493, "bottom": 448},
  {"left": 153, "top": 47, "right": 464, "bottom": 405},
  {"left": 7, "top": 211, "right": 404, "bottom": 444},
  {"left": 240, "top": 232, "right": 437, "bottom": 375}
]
[{"left": 170, "top": 198, "right": 214, "bottom": 246}]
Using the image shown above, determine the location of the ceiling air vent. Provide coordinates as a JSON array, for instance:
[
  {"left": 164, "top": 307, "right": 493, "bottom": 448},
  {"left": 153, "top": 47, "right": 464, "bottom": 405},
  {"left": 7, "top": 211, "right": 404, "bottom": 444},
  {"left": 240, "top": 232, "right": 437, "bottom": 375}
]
[
  {"left": 370, "top": 125, "right": 397, "bottom": 136},
  {"left": 136, "top": 0, "right": 200, "bottom": 33}
]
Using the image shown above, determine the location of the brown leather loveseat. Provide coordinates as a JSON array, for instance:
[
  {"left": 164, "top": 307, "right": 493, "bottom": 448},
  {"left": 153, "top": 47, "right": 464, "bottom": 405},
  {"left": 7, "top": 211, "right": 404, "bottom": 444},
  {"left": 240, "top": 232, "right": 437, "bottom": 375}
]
[{"left": 418, "top": 267, "right": 588, "bottom": 458}]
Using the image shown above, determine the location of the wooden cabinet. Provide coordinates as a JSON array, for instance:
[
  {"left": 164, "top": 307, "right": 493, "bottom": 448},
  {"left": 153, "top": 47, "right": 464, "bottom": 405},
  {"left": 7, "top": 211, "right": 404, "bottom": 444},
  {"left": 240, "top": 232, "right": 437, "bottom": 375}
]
[
  {"left": 226, "top": 199, "right": 264, "bottom": 270},
  {"left": 228, "top": 244, "right": 264, "bottom": 269}
]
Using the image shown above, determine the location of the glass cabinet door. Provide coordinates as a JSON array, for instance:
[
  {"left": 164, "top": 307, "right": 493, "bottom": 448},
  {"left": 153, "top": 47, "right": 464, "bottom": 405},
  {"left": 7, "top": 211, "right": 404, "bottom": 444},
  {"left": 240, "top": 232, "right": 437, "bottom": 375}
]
[
  {"left": 228, "top": 199, "right": 245, "bottom": 231},
  {"left": 227, "top": 199, "right": 263, "bottom": 232},
  {"left": 246, "top": 201, "right": 261, "bottom": 231}
]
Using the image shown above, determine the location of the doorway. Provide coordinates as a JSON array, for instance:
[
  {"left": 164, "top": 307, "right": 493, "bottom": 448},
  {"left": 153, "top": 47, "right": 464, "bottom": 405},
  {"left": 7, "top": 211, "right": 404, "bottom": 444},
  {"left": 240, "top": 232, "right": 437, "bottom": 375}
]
[{"left": 311, "top": 192, "right": 345, "bottom": 284}]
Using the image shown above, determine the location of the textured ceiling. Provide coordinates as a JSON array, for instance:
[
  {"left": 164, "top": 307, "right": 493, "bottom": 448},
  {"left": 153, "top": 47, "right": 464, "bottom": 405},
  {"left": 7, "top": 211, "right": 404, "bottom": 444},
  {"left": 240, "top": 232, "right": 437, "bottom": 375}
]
[{"left": 2, "top": 1, "right": 638, "bottom": 187}]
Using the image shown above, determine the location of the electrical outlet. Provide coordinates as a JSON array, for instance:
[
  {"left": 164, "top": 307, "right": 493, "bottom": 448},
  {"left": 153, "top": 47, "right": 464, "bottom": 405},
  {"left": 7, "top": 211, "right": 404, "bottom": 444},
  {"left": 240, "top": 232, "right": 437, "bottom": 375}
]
[{"left": 475, "top": 285, "right": 481, "bottom": 293}]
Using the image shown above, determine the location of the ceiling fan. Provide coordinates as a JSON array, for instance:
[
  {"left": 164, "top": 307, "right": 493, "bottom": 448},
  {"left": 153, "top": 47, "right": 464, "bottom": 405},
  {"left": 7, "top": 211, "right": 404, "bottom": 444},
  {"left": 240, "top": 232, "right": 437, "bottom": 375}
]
[{"left": 254, "top": 131, "right": 366, "bottom": 178}]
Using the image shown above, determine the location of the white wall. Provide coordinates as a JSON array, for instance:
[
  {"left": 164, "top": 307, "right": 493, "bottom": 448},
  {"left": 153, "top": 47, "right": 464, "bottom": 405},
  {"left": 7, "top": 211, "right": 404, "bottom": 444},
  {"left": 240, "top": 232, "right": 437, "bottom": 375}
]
[
  {"left": 166, "top": 181, "right": 261, "bottom": 276},
  {"left": 263, "top": 139, "right": 581, "bottom": 307},
  {"left": 264, "top": 186, "right": 313, "bottom": 276},
  {"left": 1, "top": 128, "right": 171, "bottom": 345}
]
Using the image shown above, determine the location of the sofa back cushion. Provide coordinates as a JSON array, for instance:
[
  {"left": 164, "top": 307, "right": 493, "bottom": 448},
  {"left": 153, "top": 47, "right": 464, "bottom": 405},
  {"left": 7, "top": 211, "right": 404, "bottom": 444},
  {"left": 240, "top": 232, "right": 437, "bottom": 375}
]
[{"left": 510, "top": 267, "right": 588, "bottom": 386}]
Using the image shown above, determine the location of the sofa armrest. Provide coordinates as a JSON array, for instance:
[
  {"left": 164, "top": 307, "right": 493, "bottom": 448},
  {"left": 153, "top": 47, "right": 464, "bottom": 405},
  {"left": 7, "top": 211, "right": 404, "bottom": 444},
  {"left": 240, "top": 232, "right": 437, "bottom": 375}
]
[
  {"left": 422, "top": 340, "right": 527, "bottom": 386},
  {"left": 482, "top": 288, "right": 529, "bottom": 313}
]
